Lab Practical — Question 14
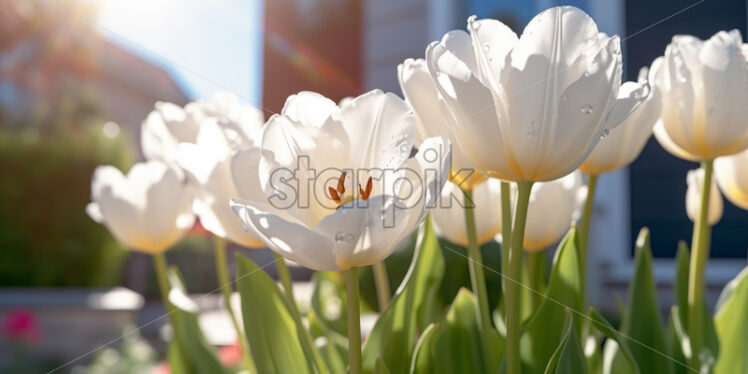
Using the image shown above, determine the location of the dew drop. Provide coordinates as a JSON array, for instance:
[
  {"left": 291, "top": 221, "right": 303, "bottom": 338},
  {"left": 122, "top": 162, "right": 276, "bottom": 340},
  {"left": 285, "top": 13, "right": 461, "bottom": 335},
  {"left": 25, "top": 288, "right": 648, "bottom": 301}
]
[
  {"left": 527, "top": 120, "right": 540, "bottom": 138},
  {"left": 483, "top": 43, "right": 490, "bottom": 52},
  {"left": 560, "top": 94, "right": 568, "bottom": 101},
  {"left": 581, "top": 104, "right": 593, "bottom": 115},
  {"left": 335, "top": 232, "right": 355, "bottom": 244},
  {"left": 601, "top": 128, "right": 610, "bottom": 138}
]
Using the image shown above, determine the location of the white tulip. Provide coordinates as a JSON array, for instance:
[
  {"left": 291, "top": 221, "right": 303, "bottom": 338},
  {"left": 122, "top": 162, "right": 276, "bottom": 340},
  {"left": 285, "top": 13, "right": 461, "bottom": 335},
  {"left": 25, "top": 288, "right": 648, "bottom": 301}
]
[
  {"left": 432, "top": 178, "right": 502, "bottom": 247},
  {"left": 579, "top": 64, "right": 660, "bottom": 175},
  {"left": 425, "top": 6, "right": 634, "bottom": 182},
  {"left": 715, "top": 149, "right": 748, "bottom": 210},
  {"left": 86, "top": 161, "right": 195, "bottom": 254},
  {"left": 497, "top": 172, "right": 586, "bottom": 251},
  {"left": 398, "top": 58, "right": 486, "bottom": 190},
  {"left": 653, "top": 30, "right": 748, "bottom": 161},
  {"left": 141, "top": 91, "right": 264, "bottom": 168},
  {"left": 230, "top": 90, "right": 451, "bottom": 270},
  {"left": 686, "top": 168, "right": 722, "bottom": 225},
  {"left": 177, "top": 119, "right": 265, "bottom": 248}
]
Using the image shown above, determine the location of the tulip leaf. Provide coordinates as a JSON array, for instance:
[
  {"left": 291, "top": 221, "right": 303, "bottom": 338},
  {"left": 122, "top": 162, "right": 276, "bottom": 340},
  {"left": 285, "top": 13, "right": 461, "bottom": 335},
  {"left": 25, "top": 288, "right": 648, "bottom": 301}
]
[
  {"left": 544, "top": 309, "right": 587, "bottom": 374},
  {"left": 409, "top": 289, "right": 503, "bottom": 374},
  {"left": 603, "top": 229, "right": 672, "bottom": 374},
  {"left": 713, "top": 267, "right": 748, "bottom": 374},
  {"left": 167, "top": 339, "right": 189, "bottom": 374},
  {"left": 166, "top": 268, "right": 227, "bottom": 374},
  {"left": 361, "top": 215, "right": 445, "bottom": 374},
  {"left": 673, "top": 241, "right": 719, "bottom": 368},
  {"left": 520, "top": 227, "right": 583, "bottom": 374},
  {"left": 666, "top": 306, "right": 692, "bottom": 374},
  {"left": 235, "top": 254, "right": 313, "bottom": 374},
  {"left": 588, "top": 308, "right": 639, "bottom": 374}
]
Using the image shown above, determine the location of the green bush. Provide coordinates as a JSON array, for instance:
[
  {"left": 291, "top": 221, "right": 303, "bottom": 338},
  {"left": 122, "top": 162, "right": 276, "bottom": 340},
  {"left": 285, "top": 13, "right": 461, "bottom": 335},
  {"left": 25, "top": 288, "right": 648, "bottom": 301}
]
[{"left": 0, "top": 126, "right": 133, "bottom": 286}]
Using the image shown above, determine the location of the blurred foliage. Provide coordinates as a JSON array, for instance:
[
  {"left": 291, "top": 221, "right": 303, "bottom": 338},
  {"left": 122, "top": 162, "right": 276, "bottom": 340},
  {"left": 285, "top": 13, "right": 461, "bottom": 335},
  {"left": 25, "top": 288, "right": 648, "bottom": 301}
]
[{"left": 0, "top": 123, "right": 134, "bottom": 286}]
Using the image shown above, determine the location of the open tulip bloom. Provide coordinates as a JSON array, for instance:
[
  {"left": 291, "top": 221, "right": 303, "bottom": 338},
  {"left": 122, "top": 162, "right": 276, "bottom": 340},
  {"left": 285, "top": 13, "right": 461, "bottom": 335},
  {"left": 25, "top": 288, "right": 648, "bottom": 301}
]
[{"left": 230, "top": 90, "right": 450, "bottom": 271}]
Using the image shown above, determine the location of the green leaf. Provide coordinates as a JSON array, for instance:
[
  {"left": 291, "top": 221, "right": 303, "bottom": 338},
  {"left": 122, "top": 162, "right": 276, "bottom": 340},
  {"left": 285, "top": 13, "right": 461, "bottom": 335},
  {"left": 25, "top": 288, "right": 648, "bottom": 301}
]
[
  {"left": 666, "top": 306, "right": 692, "bottom": 374},
  {"left": 167, "top": 339, "right": 189, "bottom": 374},
  {"left": 520, "top": 227, "right": 583, "bottom": 373},
  {"left": 603, "top": 228, "right": 672, "bottom": 374},
  {"left": 236, "top": 254, "right": 313, "bottom": 374},
  {"left": 362, "top": 215, "right": 445, "bottom": 374},
  {"left": 713, "top": 267, "right": 748, "bottom": 374},
  {"left": 166, "top": 268, "right": 227, "bottom": 374},
  {"left": 544, "top": 310, "right": 587, "bottom": 374},
  {"left": 674, "top": 241, "right": 690, "bottom": 325},
  {"left": 375, "top": 358, "right": 392, "bottom": 374},
  {"left": 311, "top": 271, "right": 348, "bottom": 336},
  {"left": 588, "top": 308, "right": 639, "bottom": 374},
  {"left": 409, "top": 289, "right": 503, "bottom": 374},
  {"left": 307, "top": 310, "right": 348, "bottom": 374}
]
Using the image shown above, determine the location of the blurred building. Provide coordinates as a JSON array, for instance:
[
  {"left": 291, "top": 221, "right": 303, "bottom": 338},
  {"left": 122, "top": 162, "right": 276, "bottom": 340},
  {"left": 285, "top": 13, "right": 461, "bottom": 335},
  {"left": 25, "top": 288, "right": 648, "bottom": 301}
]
[
  {"left": 263, "top": 0, "right": 748, "bottom": 313},
  {"left": 0, "top": 1, "right": 188, "bottom": 139}
]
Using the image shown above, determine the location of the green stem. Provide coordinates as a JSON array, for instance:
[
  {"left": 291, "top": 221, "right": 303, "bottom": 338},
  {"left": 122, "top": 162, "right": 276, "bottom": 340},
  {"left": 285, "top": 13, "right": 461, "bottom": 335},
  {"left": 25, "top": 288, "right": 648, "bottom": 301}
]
[
  {"left": 372, "top": 261, "right": 391, "bottom": 311},
  {"left": 505, "top": 181, "right": 533, "bottom": 374},
  {"left": 213, "top": 237, "right": 257, "bottom": 374},
  {"left": 274, "top": 253, "right": 330, "bottom": 374},
  {"left": 463, "top": 188, "right": 495, "bottom": 359},
  {"left": 526, "top": 250, "right": 546, "bottom": 311},
  {"left": 501, "top": 181, "right": 513, "bottom": 289},
  {"left": 687, "top": 160, "right": 714, "bottom": 369},
  {"left": 345, "top": 267, "right": 362, "bottom": 374},
  {"left": 579, "top": 173, "right": 598, "bottom": 305},
  {"left": 152, "top": 253, "right": 187, "bottom": 363}
]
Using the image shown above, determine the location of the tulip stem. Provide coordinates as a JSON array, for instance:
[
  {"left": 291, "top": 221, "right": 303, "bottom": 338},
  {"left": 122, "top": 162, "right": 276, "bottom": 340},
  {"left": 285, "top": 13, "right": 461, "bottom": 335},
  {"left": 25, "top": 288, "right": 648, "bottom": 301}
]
[
  {"left": 500, "top": 181, "right": 513, "bottom": 292},
  {"left": 506, "top": 181, "right": 533, "bottom": 374},
  {"left": 687, "top": 159, "right": 714, "bottom": 369},
  {"left": 579, "top": 173, "right": 598, "bottom": 304},
  {"left": 213, "top": 237, "right": 257, "bottom": 374},
  {"left": 372, "top": 261, "right": 391, "bottom": 311},
  {"left": 152, "top": 253, "right": 187, "bottom": 366},
  {"left": 345, "top": 267, "right": 362, "bottom": 374},
  {"left": 273, "top": 252, "right": 330, "bottom": 374},
  {"left": 463, "top": 188, "right": 495, "bottom": 359}
]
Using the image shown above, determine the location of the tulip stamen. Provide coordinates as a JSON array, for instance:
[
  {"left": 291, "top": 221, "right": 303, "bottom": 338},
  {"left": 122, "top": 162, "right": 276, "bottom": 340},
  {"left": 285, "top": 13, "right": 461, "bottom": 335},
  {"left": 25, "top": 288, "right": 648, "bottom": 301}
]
[
  {"left": 328, "top": 172, "right": 373, "bottom": 209},
  {"left": 359, "top": 177, "right": 373, "bottom": 200}
]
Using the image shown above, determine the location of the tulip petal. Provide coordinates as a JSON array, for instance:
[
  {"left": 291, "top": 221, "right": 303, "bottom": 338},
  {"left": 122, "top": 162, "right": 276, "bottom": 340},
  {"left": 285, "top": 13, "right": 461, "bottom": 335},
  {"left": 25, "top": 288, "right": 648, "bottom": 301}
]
[
  {"left": 281, "top": 91, "right": 339, "bottom": 128},
  {"left": 426, "top": 32, "right": 514, "bottom": 179},
  {"left": 333, "top": 90, "right": 416, "bottom": 170},
  {"left": 230, "top": 198, "right": 337, "bottom": 271},
  {"left": 317, "top": 195, "right": 409, "bottom": 269}
]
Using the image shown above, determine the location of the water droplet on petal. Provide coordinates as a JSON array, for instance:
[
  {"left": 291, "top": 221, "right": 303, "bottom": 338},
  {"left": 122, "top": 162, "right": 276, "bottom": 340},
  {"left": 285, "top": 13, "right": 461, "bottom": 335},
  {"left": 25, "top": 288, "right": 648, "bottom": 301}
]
[
  {"left": 601, "top": 128, "right": 610, "bottom": 138},
  {"left": 581, "top": 104, "right": 594, "bottom": 115},
  {"left": 335, "top": 232, "right": 349, "bottom": 244},
  {"left": 560, "top": 94, "right": 568, "bottom": 101},
  {"left": 527, "top": 120, "right": 540, "bottom": 138},
  {"left": 483, "top": 44, "right": 490, "bottom": 52}
]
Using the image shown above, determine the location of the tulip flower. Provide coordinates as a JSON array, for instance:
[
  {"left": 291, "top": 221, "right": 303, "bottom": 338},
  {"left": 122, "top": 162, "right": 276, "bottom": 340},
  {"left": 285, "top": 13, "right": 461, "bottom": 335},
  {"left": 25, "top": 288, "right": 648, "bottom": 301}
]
[
  {"left": 424, "top": 8, "right": 628, "bottom": 372},
  {"left": 650, "top": 30, "right": 748, "bottom": 366},
  {"left": 141, "top": 92, "right": 264, "bottom": 169},
  {"left": 715, "top": 150, "right": 748, "bottom": 210},
  {"left": 176, "top": 118, "right": 265, "bottom": 248},
  {"left": 687, "top": 168, "right": 723, "bottom": 226},
  {"left": 653, "top": 30, "right": 748, "bottom": 162},
  {"left": 432, "top": 178, "right": 502, "bottom": 247},
  {"left": 523, "top": 172, "right": 587, "bottom": 251},
  {"left": 230, "top": 90, "right": 450, "bottom": 374},
  {"left": 579, "top": 65, "right": 659, "bottom": 175},
  {"left": 86, "top": 161, "right": 195, "bottom": 254},
  {"left": 231, "top": 90, "right": 449, "bottom": 271},
  {"left": 425, "top": 7, "right": 632, "bottom": 183}
]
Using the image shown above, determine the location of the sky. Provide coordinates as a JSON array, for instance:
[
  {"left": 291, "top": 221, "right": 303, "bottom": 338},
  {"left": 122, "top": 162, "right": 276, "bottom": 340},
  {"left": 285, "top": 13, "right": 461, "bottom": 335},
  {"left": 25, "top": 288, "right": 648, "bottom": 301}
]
[{"left": 92, "top": 0, "right": 264, "bottom": 106}]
